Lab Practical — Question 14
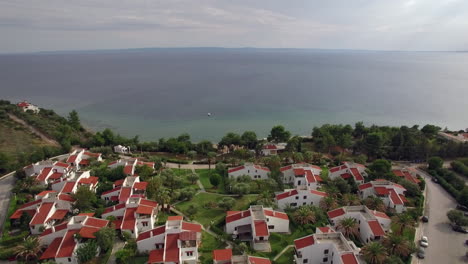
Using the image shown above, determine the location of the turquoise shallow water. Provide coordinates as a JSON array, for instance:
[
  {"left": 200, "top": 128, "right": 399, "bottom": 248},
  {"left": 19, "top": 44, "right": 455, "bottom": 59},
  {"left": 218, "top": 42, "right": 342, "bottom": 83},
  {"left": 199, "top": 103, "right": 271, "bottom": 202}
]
[{"left": 1, "top": 49, "right": 467, "bottom": 141}]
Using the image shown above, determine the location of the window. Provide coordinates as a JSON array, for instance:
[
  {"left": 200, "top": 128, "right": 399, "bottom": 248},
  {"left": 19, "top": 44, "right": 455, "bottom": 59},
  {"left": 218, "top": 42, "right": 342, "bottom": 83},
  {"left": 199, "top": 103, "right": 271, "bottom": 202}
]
[
  {"left": 323, "top": 257, "right": 328, "bottom": 262},
  {"left": 68, "top": 258, "right": 72, "bottom": 262},
  {"left": 268, "top": 225, "right": 275, "bottom": 229},
  {"left": 186, "top": 251, "right": 193, "bottom": 256},
  {"left": 303, "top": 196, "right": 307, "bottom": 199},
  {"left": 235, "top": 227, "right": 238, "bottom": 231},
  {"left": 324, "top": 249, "right": 329, "bottom": 254},
  {"left": 142, "top": 222, "right": 148, "bottom": 227},
  {"left": 303, "top": 259, "right": 308, "bottom": 263},
  {"left": 290, "top": 203, "right": 297, "bottom": 206},
  {"left": 303, "top": 202, "right": 306, "bottom": 205},
  {"left": 295, "top": 196, "right": 299, "bottom": 200}
]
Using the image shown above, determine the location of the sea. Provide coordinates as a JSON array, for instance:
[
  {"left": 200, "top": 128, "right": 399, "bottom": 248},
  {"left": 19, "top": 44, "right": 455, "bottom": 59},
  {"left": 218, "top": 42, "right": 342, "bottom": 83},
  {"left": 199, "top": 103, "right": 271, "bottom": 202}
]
[{"left": 1, "top": 48, "right": 467, "bottom": 142}]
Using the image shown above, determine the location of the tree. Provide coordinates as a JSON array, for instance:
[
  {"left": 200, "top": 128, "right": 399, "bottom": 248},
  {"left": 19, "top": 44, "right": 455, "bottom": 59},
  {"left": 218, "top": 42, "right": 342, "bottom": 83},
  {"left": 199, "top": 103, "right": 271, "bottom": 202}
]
[
  {"left": 76, "top": 240, "right": 98, "bottom": 263},
  {"left": 186, "top": 205, "right": 198, "bottom": 218},
  {"left": 421, "top": 124, "right": 440, "bottom": 137},
  {"left": 368, "top": 159, "right": 392, "bottom": 175},
  {"left": 161, "top": 169, "right": 182, "bottom": 191},
  {"left": 179, "top": 188, "right": 196, "bottom": 201},
  {"left": 268, "top": 125, "right": 291, "bottom": 143},
  {"left": 364, "top": 197, "right": 386, "bottom": 212},
  {"left": 336, "top": 217, "right": 359, "bottom": 238},
  {"left": 458, "top": 187, "right": 468, "bottom": 207},
  {"left": 232, "top": 242, "right": 248, "bottom": 255},
  {"left": 14, "top": 236, "right": 41, "bottom": 261},
  {"left": 427, "top": 156, "right": 443, "bottom": 170},
  {"left": 361, "top": 242, "right": 388, "bottom": 264},
  {"left": 447, "top": 209, "right": 468, "bottom": 226},
  {"left": 95, "top": 227, "right": 116, "bottom": 252},
  {"left": 209, "top": 173, "right": 221, "bottom": 188},
  {"left": 218, "top": 197, "right": 236, "bottom": 211},
  {"left": 219, "top": 132, "right": 242, "bottom": 148},
  {"left": 319, "top": 196, "right": 338, "bottom": 211},
  {"left": 135, "top": 165, "right": 154, "bottom": 181},
  {"left": 382, "top": 234, "right": 412, "bottom": 258},
  {"left": 155, "top": 187, "right": 171, "bottom": 212},
  {"left": 303, "top": 151, "right": 313, "bottom": 163},
  {"left": 0, "top": 152, "right": 11, "bottom": 174},
  {"left": 115, "top": 248, "right": 135, "bottom": 264},
  {"left": 241, "top": 131, "right": 258, "bottom": 149},
  {"left": 392, "top": 214, "right": 416, "bottom": 235},
  {"left": 73, "top": 186, "right": 97, "bottom": 212},
  {"left": 293, "top": 206, "right": 316, "bottom": 225},
  {"left": 341, "top": 193, "right": 361, "bottom": 206},
  {"left": 187, "top": 150, "right": 197, "bottom": 160},
  {"left": 207, "top": 152, "right": 216, "bottom": 171},
  {"left": 68, "top": 110, "right": 81, "bottom": 130},
  {"left": 146, "top": 177, "right": 163, "bottom": 201},
  {"left": 232, "top": 183, "right": 250, "bottom": 196},
  {"left": 187, "top": 173, "right": 199, "bottom": 184},
  {"left": 196, "top": 140, "right": 215, "bottom": 155}
]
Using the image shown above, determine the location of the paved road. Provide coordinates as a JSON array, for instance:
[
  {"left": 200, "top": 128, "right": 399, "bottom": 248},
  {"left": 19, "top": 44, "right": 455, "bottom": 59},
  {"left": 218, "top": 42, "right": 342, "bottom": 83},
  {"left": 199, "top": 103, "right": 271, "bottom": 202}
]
[
  {"left": 0, "top": 173, "right": 15, "bottom": 237},
  {"left": 417, "top": 169, "right": 468, "bottom": 264}
]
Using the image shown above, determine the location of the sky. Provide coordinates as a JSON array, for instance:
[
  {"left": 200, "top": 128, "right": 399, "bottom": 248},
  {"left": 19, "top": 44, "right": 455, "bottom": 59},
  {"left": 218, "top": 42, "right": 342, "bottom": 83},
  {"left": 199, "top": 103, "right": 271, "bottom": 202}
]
[{"left": 1, "top": 0, "right": 467, "bottom": 53}]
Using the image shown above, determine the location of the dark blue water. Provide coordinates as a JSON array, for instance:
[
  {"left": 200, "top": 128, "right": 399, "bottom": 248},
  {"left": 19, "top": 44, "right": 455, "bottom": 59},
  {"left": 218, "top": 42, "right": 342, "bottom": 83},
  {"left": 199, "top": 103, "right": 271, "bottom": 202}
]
[{"left": 1, "top": 49, "right": 467, "bottom": 141}]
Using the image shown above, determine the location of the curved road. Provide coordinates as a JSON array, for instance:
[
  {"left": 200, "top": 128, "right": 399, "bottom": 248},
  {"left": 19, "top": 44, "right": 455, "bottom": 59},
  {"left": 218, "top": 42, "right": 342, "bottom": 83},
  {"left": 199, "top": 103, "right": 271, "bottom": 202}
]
[{"left": 417, "top": 169, "right": 467, "bottom": 264}]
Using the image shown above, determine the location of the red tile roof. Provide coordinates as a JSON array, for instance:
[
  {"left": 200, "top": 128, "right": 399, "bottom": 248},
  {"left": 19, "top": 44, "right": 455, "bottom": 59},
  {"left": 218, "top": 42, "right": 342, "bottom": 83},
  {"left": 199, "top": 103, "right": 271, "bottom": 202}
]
[
  {"left": 30, "top": 202, "right": 54, "bottom": 225},
  {"left": 276, "top": 189, "right": 298, "bottom": 200},
  {"left": 168, "top": 215, "right": 183, "bottom": 221},
  {"left": 317, "top": 226, "right": 333, "bottom": 233},
  {"left": 264, "top": 144, "right": 277, "bottom": 150},
  {"left": 121, "top": 208, "right": 136, "bottom": 230},
  {"left": 226, "top": 210, "right": 251, "bottom": 223},
  {"left": 341, "top": 253, "right": 359, "bottom": 264},
  {"left": 148, "top": 249, "right": 164, "bottom": 263},
  {"left": 294, "top": 168, "right": 305, "bottom": 176},
  {"left": 37, "top": 190, "right": 57, "bottom": 197},
  {"left": 248, "top": 256, "right": 272, "bottom": 264},
  {"left": 359, "top": 182, "right": 373, "bottom": 190},
  {"left": 371, "top": 210, "right": 390, "bottom": 219},
  {"left": 124, "top": 165, "right": 134, "bottom": 175},
  {"left": 102, "top": 187, "right": 121, "bottom": 196},
  {"left": 114, "top": 179, "right": 125, "bottom": 187},
  {"left": 136, "top": 205, "right": 154, "bottom": 215},
  {"left": 78, "top": 213, "right": 95, "bottom": 217},
  {"left": 399, "top": 194, "right": 408, "bottom": 203},
  {"left": 79, "top": 159, "right": 90, "bottom": 165},
  {"left": 84, "top": 151, "right": 101, "bottom": 158},
  {"left": 389, "top": 189, "right": 404, "bottom": 205},
  {"left": 119, "top": 187, "right": 132, "bottom": 202},
  {"left": 36, "top": 167, "right": 52, "bottom": 181},
  {"left": 54, "top": 162, "right": 70, "bottom": 168},
  {"left": 182, "top": 222, "right": 202, "bottom": 232},
  {"left": 56, "top": 230, "right": 78, "bottom": 258},
  {"left": 264, "top": 210, "right": 289, "bottom": 220},
  {"left": 137, "top": 226, "right": 166, "bottom": 241},
  {"left": 213, "top": 249, "right": 232, "bottom": 261},
  {"left": 79, "top": 176, "right": 98, "bottom": 185},
  {"left": 340, "top": 173, "right": 352, "bottom": 179},
  {"left": 164, "top": 233, "right": 180, "bottom": 262},
  {"left": 48, "top": 209, "right": 68, "bottom": 220},
  {"left": 66, "top": 155, "right": 78, "bottom": 163},
  {"left": 17, "top": 102, "right": 30, "bottom": 107},
  {"left": 228, "top": 166, "right": 245, "bottom": 173},
  {"left": 368, "top": 220, "right": 385, "bottom": 236},
  {"left": 294, "top": 235, "right": 314, "bottom": 249},
  {"left": 133, "top": 181, "right": 148, "bottom": 190},
  {"left": 79, "top": 226, "right": 100, "bottom": 238},
  {"left": 19, "top": 199, "right": 42, "bottom": 209},
  {"left": 61, "top": 181, "right": 76, "bottom": 193},
  {"left": 49, "top": 172, "right": 63, "bottom": 180},
  {"left": 254, "top": 165, "right": 270, "bottom": 172},
  {"left": 327, "top": 208, "right": 346, "bottom": 219},
  {"left": 254, "top": 221, "right": 269, "bottom": 237},
  {"left": 40, "top": 237, "right": 62, "bottom": 260},
  {"left": 374, "top": 187, "right": 389, "bottom": 196},
  {"left": 350, "top": 168, "right": 364, "bottom": 181},
  {"left": 329, "top": 166, "right": 342, "bottom": 173},
  {"left": 280, "top": 165, "right": 292, "bottom": 172},
  {"left": 310, "top": 189, "right": 328, "bottom": 197},
  {"left": 179, "top": 231, "right": 197, "bottom": 241},
  {"left": 85, "top": 217, "right": 109, "bottom": 228},
  {"left": 140, "top": 199, "right": 158, "bottom": 207},
  {"left": 58, "top": 193, "right": 75, "bottom": 202},
  {"left": 392, "top": 170, "right": 404, "bottom": 177}
]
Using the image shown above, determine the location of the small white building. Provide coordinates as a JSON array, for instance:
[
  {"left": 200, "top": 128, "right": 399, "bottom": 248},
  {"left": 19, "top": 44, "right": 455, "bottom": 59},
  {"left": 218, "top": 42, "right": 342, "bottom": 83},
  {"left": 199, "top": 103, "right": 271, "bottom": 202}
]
[
  {"left": 329, "top": 162, "right": 367, "bottom": 184},
  {"left": 102, "top": 197, "right": 158, "bottom": 238},
  {"left": 280, "top": 163, "right": 322, "bottom": 185},
  {"left": 212, "top": 248, "right": 271, "bottom": 264},
  {"left": 225, "top": 205, "right": 289, "bottom": 252},
  {"left": 261, "top": 143, "right": 286, "bottom": 156},
  {"left": 10, "top": 191, "right": 75, "bottom": 235},
  {"left": 276, "top": 188, "right": 328, "bottom": 209},
  {"left": 327, "top": 206, "right": 391, "bottom": 244},
  {"left": 392, "top": 169, "right": 421, "bottom": 185},
  {"left": 358, "top": 180, "right": 408, "bottom": 213},
  {"left": 51, "top": 170, "right": 99, "bottom": 195},
  {"left": 136, "top": 216, "right": 202, "bottom": 264},
  {"left": 17, "top": 101, "right": 40, "bottom": 113},
  {"left": 39, "top": 215, "right": 109, "bottom": 264},
  {"left": 24, "top": 161, "right": 74, "bottom": 186},
  {"left": 101, "top": 176, "right": 148, "bottom": 202},
  {"left": 108, "top": 158, "right": 155, "bottom": 177},
  {"left": 114, "top": 145, "right": 131, "bottom": 154},
  {"left": 228, "top": 164, "right": 270, "bottom": 180},
  {"left": 66, "top": 149, "right": 103, "bottom": 170},
  {"left": 294, "top": 230, "right": 363, "bottom": 264}
]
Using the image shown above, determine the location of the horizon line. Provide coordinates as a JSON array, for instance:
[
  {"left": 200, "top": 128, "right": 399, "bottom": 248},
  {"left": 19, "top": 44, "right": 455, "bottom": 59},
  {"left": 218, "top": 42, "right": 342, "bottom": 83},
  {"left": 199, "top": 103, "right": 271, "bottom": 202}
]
[{"left": 1, "top": 46, "right": 467, "bottom": 55}]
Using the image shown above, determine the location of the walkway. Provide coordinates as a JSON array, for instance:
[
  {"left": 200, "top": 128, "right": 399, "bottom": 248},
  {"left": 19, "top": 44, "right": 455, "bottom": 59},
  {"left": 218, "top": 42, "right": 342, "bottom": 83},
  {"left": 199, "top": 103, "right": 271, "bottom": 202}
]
[
  {"left": 107, "top": 239, "right": 126, "bottom": 264},
  {"left": 189, "top": 162, "right": 206, "bottom": 193},
  {"left": 273, "top": 245, "right": 294, "bottom": 261}
]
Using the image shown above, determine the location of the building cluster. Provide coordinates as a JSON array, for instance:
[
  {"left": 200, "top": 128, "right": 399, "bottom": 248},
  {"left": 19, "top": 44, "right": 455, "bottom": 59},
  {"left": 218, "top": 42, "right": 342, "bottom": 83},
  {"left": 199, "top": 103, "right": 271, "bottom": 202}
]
[{"left": 17, "top": 101, "right": 40, "bottom": 113}]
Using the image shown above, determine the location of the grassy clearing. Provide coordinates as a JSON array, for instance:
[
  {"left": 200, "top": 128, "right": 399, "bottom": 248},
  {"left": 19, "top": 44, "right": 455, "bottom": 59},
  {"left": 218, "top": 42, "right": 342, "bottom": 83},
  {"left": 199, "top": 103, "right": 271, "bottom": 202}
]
[
  {"left": 196, "top": 169, "right": 214, "bottom": 190},
  {"left": 128, "top": 256, "right": 148, "bottom": 264},
  {"left": 199, "top": 231, "right": 227, "bottom": 264},
  {"left": 170, "top": 168, "right": 200, "bottom": 191},
  {"left": 274, "top": 246, "right": 294, "bottom": 264},
  {"left": 175, "top": 193, "right": 258, "bottom": 227}
]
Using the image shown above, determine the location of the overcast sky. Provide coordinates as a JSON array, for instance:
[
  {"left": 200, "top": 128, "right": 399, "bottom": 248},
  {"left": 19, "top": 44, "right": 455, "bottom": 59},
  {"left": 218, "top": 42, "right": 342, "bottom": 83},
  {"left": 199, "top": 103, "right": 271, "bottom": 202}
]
[{"left": 1, "top": 0, "right": 467, "bottom": 53}]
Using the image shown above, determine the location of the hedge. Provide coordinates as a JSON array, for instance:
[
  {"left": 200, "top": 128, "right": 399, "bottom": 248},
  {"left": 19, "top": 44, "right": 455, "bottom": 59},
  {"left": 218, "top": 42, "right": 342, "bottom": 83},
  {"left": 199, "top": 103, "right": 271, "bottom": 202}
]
[
  {"left": 451, "top": 161, "right": 468, "bottom": 177},
  {"left": 166, "top": 159, "right": 190, "bottom": 164},
  {"left": 0, "top": 247, "right": 15, "bottom": 260}
]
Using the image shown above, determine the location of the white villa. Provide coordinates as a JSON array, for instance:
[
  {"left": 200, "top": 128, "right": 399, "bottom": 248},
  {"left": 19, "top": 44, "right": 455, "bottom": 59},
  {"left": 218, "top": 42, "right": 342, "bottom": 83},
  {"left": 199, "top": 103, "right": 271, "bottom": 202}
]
[
  {"left": 228, "top": 164, "right": 270, "bottom": 180},
  {"left": 17, "top": 101, "right": 40, "bottom": 113},
  {"left": 280, "top": 163, "right": 322, "bottom": 186},
  {"left": 212, "top": 248, "right": 272, "bottom": 264},
  {"left": 66, "top": 149, "right": 102, "bottom": 170},
  {"left": 329, "top": 162, "right": 367, "bottom": 184},
  {"left": 358, "top": 180, "right": 408, "bottom": 213},
  {"left": 276, "top": 188, "right": 328, "bottom": 209}
]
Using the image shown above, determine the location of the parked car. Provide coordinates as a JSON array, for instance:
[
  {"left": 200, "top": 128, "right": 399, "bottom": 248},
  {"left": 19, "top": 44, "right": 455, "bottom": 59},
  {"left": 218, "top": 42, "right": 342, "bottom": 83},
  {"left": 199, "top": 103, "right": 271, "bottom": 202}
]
[
  {"left": 421, "top": 216, "right": 429, "bottom": 222},
  {"left": 420, "top": 236, "right": 429, "bottom": 247},
  {"left": 457, "top": 204, "right": 468, "bottom": 212},
  {"left": 417, "top": 247, "right": 426, "bottom": 259},
  {"left": 452, "top": 224, "right": 468, "bottom": 234},
  {"left": 432, "top": 177, "right": 439, "bottom": 183}
]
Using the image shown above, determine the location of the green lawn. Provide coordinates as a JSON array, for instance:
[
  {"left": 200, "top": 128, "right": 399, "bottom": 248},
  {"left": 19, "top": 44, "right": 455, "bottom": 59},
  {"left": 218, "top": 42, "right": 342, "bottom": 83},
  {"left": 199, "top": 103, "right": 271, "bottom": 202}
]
[
  {"left": 128, "top": 256, "right": 148, "bottom": 264},
  {"left": 199, "top": 231, "right": 227, "bottom": 264},
  {"left": 274, "top": 247, "right": 295, "bottom": 264},
  {"left": 170, "top": 168, "right": 200, "bottom": 191},
  {"left": 175, "top": 193, "right": 258, "bottom": 227},
  {"left": 196, "top": 169, "right": 216, "bottom": 190}
]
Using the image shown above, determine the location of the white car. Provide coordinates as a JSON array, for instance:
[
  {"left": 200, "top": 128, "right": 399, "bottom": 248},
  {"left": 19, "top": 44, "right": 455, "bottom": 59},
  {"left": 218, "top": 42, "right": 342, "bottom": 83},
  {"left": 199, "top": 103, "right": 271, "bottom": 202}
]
[{"left": 420, "top": 236, "right": 429, "bottom": 247}]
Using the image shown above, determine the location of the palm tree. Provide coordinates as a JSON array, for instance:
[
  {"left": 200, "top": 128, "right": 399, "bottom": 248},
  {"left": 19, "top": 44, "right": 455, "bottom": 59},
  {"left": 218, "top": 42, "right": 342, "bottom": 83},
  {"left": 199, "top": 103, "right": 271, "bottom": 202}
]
[
  {"left": 341, "top": 193, "right": 361, "bottom": 206},
  {"left": 325, "top": 185, "right": 340, "bottom": 199},
  {"left": 155, "top": 187, "right": 171, "bottom": 212},
  {"left": 15, "top": 236, "right": 42, "bottom": 261},
  {"left": 293, "top": 206, "right": 316, "bottom": 225},
  {"left": 319, "top": 196, "right": 338, "bottom": 211},
  {"left": 364, "top": 196, "right": 386, "bottom": 212},
  {"left": 361, "top": 242, "right": 388, "bottom": 264},
  {"left": 207, "top": 152, "right": 216, "bottom": 171},
  {"left": 392, "top": 214, "right": 416, "bottom": 235},
  {"left": 382, "top": 234, "right": 412, "bottom": 257},
  {"left": 336, "top": 217, "right": 359, "bottom": 238}
]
